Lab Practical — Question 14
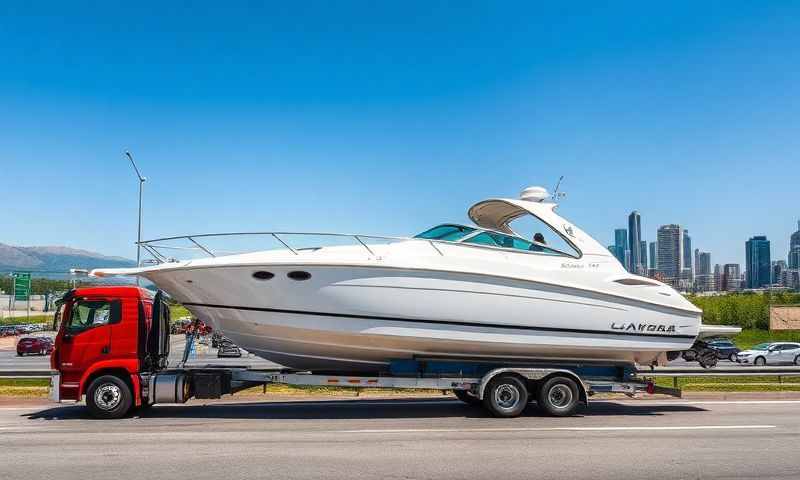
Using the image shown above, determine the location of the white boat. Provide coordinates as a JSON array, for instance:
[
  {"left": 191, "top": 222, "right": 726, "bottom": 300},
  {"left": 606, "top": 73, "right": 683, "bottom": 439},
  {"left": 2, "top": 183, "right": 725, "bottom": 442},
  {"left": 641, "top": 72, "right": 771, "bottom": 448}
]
[{"left": 92, "top": 186, "right": 737, "bottom": 371}]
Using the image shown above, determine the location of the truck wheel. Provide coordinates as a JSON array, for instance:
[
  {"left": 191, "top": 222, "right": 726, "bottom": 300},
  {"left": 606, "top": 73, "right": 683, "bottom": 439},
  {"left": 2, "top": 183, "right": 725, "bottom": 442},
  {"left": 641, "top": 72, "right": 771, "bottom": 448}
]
[
  {"left": 483, "top": 374, "right": 528, "bottom": 418},
  {"left": 86, "top": 375, "right": 133, "bottom": 419},
  {"left": 537, "top": 376, "right": 580, "bottom": 417},
  {"left": 453, "top": 389, "right": 482, "bottom": 406}
]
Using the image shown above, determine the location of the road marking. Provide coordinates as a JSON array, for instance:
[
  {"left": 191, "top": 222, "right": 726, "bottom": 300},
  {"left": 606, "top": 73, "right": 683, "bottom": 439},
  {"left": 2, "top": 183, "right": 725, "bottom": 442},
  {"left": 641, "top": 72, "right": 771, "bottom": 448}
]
[{"left": 338, "top": 425, "right": 776, "bottom": 434}]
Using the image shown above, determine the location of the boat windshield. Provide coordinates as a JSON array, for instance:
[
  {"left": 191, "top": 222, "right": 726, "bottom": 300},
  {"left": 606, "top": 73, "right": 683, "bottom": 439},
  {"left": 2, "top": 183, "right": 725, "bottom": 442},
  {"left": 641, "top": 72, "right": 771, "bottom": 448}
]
[
  {"left": 461, "top": 231, "right": 564, "bottom": 255},
  {"left": 414, "top": 224, "right": 476, "bottom": 241},
  {"left": 415, "top": 224, "right": 567, "bottom": 256}
]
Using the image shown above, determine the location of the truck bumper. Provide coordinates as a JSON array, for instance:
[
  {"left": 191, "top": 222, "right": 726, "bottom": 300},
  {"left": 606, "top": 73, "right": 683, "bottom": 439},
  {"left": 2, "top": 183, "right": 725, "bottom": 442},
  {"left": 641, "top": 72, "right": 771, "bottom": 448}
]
[{"left": 49, "top": 373, "right": 60, "bottom": 402}]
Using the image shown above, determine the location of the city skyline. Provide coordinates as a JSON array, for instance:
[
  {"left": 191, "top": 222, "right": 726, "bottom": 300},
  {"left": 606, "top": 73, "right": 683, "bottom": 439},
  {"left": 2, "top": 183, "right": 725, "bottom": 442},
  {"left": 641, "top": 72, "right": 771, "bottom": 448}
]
[
  {"left": 608, "top": 212, "right": 800, "bottom": 291},
  {"left": 606, "top": 217, "right": 800, "bottom": 271}
]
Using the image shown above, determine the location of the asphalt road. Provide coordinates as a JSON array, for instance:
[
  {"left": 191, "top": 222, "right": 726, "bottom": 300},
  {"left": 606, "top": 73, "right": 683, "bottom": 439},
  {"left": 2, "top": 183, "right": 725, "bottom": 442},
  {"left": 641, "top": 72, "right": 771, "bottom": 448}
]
[{"left": 0, "top": 397, "right": 798, "bottom": 479}]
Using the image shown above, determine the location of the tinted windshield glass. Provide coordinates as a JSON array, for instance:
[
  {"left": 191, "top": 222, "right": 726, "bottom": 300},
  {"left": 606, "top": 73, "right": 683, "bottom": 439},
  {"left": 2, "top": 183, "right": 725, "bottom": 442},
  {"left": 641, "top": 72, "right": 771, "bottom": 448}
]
[
  {"left": 462, "top": 231, "right": 564, "bottom": 255},
  {"left": 752, "top": 343, "right": 770, "bottom": 350},
  {"left": 415, "top": 224, "right": 476, "bottom": 241}
]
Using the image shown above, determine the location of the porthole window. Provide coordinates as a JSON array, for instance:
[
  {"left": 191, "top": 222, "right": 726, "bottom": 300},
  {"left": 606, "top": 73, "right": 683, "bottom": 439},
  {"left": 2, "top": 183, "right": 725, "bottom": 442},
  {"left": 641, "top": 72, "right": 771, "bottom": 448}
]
[
  {"left": 287, "top": 271, "right": 311, "bottom": 281},
  {"left": 252, "top": 271, "right": 275, "bottom": 280}
]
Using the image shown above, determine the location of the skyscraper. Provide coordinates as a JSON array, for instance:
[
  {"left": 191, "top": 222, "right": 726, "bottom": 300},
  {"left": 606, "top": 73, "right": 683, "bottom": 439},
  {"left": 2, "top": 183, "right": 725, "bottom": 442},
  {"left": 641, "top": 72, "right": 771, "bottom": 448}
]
[
  {"left": 628, "top": 211, "right": 642, "bottom": 274},
  {"left": 612, "top": 228, "right": 628, "bottom": 268},
  {"left": 696, "top": 251, "right": 712, "bottom": 275},
  {"left": 745, "top": 236, "right": 771, "bottom": 289},
  {"left": 649, "top": 241, "right": 657, "bottom": 270},
  {"left": 683, "top": 229, "right": 693, "bottom": 276},
  {"left": 695, "top": 250, "right": 713, "bottom": 291},
  {"left": 657, "top": 225, "right": 683, "bottom": 282},
  {"left": 639, "top": 240, "right": 647, "bottom": 274},
  {"left": 790, "top": 221, "right": 800, "bottom": 269},
  {"left": 722, "top": 264, "right": 741, "bottom": 291}
]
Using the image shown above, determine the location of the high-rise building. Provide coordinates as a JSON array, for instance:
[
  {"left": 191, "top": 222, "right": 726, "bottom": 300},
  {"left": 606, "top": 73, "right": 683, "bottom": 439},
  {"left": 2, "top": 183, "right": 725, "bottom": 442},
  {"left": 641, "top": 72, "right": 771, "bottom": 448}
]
[
  {"left": 657, "top": 225, "right": 683, "bottom": 283},
  {"left": 639, "top": 240, "right": 647, "bottom": 274},
  {"left": 789, "top": 221, "right": 800, "bottom": 269},
  {"left": 612, "top": 228, "right": 628, "bottom": 268},
  {"left": 683, "top": 230, "right": 693, "bottom": 279},
  {"left": 695, "top": 250, "right": 714, "bottom": 292},
  {"left": 714, "top": 264, "right": 722, "bottom": 291},
  {"left": 628, "top": 212, "right": 642, "bottom": 274},
  {"left": 772, "top": 260, "right": 787, "bottom": 286},
  {"left": 722, "top": 264, "right": 741, "bottom": 291},
  {"left": 649, "top": 241, "right": 657, "bottom": 269},
  {"left": 745, "top": 236, "right": 771, "bottom": 289}
]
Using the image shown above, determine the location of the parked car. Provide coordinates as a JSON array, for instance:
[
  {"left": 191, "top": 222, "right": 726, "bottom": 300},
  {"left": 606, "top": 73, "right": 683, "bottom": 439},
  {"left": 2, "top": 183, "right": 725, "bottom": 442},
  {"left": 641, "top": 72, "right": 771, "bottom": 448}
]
[
  {"left": 706, "top": 338, "right": 740, "bottom": 361},
  {"left": 0, "top": 326, "right": 18, "bottom": 337},
  {"left": 16, "top": 336, "right": 54, "bottom": 356},
  {"left": 217, "top": 338, "right": 242, "bottom": 358},
  {"left": 737, "top": 342, "right": 800, "bottom": 366}
]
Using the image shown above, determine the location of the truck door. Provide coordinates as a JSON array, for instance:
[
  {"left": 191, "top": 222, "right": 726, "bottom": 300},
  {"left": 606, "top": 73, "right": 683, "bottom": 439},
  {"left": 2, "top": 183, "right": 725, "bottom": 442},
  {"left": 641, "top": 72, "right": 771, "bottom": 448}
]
[{"left": 57, "top": 297, "right": 122, "bottom": 393}]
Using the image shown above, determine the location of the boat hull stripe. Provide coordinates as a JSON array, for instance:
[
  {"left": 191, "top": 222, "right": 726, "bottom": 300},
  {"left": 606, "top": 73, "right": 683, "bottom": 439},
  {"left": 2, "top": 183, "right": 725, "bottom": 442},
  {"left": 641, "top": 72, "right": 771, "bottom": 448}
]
[{"left": 181, "top": 302, "right": 697, "bottom": 340}]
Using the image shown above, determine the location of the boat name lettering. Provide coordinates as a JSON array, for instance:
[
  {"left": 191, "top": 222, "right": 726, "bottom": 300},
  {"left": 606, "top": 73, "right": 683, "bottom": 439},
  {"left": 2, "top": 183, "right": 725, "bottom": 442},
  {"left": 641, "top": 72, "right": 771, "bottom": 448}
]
[
  {"left": 610, "top": 322, "right": 676, "bottom": 333},
  {"left": 561, "top": 263, "right": 599, "bottom": 269}
]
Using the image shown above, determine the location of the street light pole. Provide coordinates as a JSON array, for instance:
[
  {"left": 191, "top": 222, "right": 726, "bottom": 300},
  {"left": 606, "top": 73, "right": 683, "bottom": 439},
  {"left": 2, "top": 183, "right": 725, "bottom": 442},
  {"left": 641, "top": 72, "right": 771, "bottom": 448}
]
[{"left": 125, "top": 151, "right": 146, "bottom": 285}]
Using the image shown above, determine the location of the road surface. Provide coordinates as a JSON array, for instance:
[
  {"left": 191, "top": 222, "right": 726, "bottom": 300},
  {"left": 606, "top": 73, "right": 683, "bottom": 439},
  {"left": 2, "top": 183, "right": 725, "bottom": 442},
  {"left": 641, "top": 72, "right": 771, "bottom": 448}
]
[{"left": 0, "top": 397, "right": 798, "bottom": 479}]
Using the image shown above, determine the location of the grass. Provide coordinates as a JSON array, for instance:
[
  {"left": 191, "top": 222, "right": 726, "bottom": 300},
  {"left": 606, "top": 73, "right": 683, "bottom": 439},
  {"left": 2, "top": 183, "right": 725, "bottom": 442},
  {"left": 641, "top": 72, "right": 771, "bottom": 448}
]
[
  {"left": 731, "top": 329, "right": 800, "bottom": 350},
  {"left": 0, "top": 315, "right": 52, "bottom": 327},
  {"left": 170, "top": 304, "right": 190, "bottom": 319},
  {"left": 0, "top": 378, "right": 50, "bottom": 397}
]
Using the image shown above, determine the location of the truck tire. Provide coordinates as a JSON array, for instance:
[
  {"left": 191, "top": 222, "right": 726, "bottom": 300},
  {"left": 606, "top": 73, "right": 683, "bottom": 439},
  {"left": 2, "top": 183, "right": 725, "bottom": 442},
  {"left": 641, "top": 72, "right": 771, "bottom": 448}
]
[
  {"left": 537, "top": 376, "right": 580, "bottom": 417},
  {"left": 86, "top": 375, "right": 133, "bottom": 419},
  {"left": 453, "top": 389, "right": 482, "bottom": 406},
  {"left": 483, "top": 374, "right": 528, "bottom": 418}
]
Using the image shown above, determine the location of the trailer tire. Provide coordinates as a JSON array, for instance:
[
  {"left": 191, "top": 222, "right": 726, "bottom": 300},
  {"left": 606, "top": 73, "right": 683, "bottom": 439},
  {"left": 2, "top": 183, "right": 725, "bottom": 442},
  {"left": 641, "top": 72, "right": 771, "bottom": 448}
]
[
  {"left": 483, "top": 374, "right": 528, "bottom": 418},
  {"left": 537, "top": 376, "right": 580, "bottom": 417},
  {"left": 453, "top": 389, "right": 482, "bottom": 406},
  {"left": 86, "top": 375, "right": 133, "bottom": 419}
]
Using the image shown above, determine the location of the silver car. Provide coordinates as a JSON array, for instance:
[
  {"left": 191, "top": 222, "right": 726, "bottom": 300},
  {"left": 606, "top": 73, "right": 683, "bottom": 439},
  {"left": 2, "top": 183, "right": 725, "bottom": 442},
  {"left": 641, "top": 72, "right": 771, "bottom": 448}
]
[{"left": 736, "top": 342, "right": 800, "bottom": 366}]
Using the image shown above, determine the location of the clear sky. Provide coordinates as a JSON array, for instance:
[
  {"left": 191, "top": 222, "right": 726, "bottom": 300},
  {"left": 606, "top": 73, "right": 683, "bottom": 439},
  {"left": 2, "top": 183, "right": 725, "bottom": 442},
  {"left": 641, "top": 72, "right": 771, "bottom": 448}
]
[{"left": 2, "top": 2, "right": 798, "bottom": 267}]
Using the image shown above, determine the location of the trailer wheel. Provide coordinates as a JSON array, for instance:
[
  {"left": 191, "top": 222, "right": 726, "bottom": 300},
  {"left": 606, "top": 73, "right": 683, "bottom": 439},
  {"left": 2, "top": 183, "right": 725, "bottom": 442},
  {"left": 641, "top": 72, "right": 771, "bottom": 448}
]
[
  {"left": 483, "top": 374, "right": 528, "bottom": 418},
  {"left": 453, "top": 389, "right": 482, "bottom": 406},
  {"left": 537, "top": 376, "right": 580, "bottom": 417},
  {"left": 86, "top": 375, "right": 133, "bottom": 419}
]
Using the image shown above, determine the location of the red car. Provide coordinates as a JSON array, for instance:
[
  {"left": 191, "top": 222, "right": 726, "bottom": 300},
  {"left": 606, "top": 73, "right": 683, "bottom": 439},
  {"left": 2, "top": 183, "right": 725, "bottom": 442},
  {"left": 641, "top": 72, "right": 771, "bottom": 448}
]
[{"left": 16, "top": 337, "right": 54, "bottom": 356}]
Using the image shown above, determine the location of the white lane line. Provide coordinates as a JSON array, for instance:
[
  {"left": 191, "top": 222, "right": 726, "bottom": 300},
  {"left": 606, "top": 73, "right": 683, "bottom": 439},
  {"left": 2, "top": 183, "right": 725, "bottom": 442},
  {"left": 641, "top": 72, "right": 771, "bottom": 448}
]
[{"left": 338, "top": 425, "right": 776, "bottom": 434}]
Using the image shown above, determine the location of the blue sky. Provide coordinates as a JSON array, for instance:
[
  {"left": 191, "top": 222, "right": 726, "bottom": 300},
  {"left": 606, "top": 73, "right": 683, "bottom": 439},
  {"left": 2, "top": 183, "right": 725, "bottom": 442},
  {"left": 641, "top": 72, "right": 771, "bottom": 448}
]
[{"left": 2, "top": 2, "right": 799, "bottom": 267}]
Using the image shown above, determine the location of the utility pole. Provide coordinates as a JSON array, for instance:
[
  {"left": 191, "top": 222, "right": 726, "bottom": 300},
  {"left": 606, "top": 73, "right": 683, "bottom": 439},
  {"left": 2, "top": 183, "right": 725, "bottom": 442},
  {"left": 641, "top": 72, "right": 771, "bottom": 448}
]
[{"left": 125, "top": 151, "right": 146, "bottom": 285}]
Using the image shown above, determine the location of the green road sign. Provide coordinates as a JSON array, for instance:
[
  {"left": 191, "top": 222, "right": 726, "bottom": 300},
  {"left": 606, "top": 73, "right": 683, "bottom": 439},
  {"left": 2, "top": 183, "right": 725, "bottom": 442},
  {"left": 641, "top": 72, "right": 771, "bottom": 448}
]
[{"left": 12, "top": 272, "right": 31, "bottom": 301}]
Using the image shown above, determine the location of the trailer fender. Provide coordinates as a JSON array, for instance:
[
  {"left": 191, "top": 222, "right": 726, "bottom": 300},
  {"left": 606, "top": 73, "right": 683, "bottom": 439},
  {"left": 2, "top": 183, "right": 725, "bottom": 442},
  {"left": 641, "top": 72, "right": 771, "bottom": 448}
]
[{"left": 477, "top": 368, "right": 588, "bottom": 403}]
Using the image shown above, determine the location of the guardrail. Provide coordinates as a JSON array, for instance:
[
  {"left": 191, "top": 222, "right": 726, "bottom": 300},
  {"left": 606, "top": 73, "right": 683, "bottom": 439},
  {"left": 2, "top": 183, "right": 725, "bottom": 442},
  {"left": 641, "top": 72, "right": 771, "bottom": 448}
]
[{"left": 636, "top": 365, "right": 800, "bottom": 390}]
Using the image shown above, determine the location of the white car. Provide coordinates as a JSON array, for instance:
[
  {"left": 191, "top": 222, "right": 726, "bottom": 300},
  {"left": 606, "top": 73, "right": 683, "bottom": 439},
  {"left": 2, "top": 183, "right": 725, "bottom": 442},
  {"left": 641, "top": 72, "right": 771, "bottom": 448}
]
[{"left": 736, "top": 342, "right": 800, "bottom": 366}]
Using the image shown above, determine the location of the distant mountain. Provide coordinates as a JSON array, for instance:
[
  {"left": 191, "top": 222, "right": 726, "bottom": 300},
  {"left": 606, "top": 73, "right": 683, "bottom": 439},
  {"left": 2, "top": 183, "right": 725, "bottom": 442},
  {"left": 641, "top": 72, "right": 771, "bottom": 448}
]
[{"left": 0, "top": 243, "right": 135, "bottom": 277}]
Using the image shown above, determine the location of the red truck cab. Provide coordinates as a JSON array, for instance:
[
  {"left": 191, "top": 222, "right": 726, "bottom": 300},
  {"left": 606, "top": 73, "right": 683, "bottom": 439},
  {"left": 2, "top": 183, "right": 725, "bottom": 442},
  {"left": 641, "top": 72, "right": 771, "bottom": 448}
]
[{"left": 51, "top": 286, "right": 170, "bottom": 418}]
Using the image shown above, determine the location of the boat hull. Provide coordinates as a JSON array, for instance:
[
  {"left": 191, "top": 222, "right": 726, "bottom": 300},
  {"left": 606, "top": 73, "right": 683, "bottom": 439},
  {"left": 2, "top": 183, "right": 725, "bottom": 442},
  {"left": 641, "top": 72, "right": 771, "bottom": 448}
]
[{"left": 144, "top": 264, "right": 701, "bottom": 372}]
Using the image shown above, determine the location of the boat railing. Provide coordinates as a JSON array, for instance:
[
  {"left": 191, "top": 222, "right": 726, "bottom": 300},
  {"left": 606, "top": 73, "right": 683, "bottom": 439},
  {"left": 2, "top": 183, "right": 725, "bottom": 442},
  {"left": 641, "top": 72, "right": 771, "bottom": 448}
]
[{"left": 136, "top": 231, "right": 445, "bottom": 264}]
